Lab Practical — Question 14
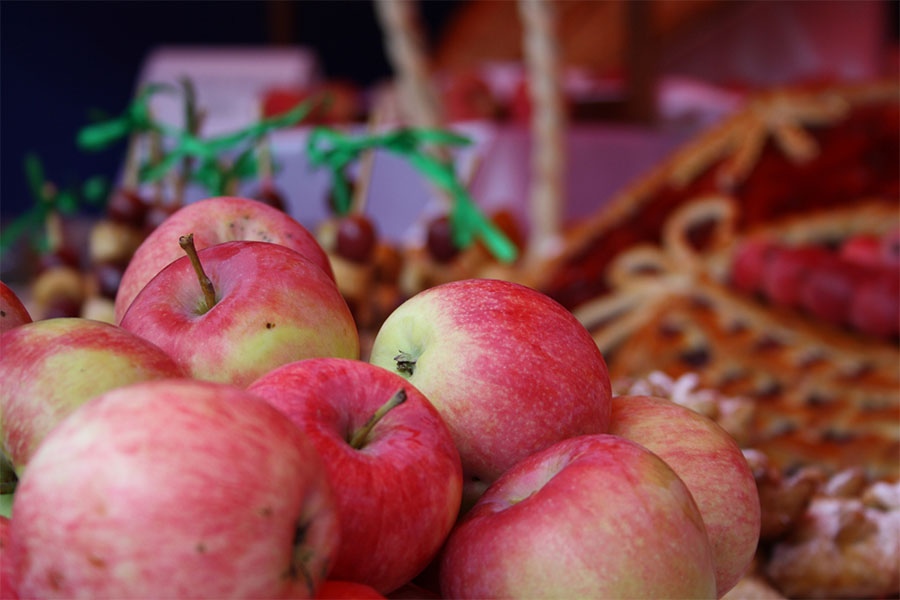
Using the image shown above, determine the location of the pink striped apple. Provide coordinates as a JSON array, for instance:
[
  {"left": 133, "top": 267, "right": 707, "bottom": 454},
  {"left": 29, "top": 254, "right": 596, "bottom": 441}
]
[
  {"left": 609, "top": 394, "right": 760, "bottom": 597},
  {"left": 440, "top": 434, "right": 717, "bottom": 599},
  {"left": 120, "top": 239, "right": 358, "bottom": 388},
  {"left": 315, "top": 581, "right": 385, "bottom": 599},
  {"left": 1, "top": 515, "right": 15, "bottom": 599},
  {"left": 115, "top": 196, "right": 333, "bottom": 322},
  {"left": 369, "top": 279, "right": 611, "bottom": 496},
  {"left": 7, "top": 379, "right": 340, "bottom": 599},
  {"left": 0, "top": 318, "right": 183, "bottom": 474},
  {"left": 249, "top": 358, "right": 462, "bottom": 594}
]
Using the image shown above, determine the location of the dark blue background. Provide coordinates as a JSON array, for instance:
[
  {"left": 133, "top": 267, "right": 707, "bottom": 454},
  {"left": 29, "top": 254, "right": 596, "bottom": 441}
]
[{"left": 0, "top": 0, "right": 459, "bottom": 221}]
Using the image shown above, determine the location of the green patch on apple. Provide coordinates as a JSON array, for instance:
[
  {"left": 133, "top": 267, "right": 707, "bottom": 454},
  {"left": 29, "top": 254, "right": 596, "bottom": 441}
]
[{"left": 0, "top": 493, "right": 13, "bottom": 519}]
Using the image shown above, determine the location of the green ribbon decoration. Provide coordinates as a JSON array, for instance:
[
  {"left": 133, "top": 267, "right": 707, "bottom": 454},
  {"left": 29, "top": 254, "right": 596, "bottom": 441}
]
[
  {"left": 0, "top": 155, "right": 108, "bottom": 254},
  {"left": 78, "top": 84, "right": 319, "bottom": 195},
  {"left": 306, "top": 127, "right": 518, "bottom": 263},
  {"left": 77, "top": 83, "right": 175, "bottom": 151},
  {"left": 138, "top": 96, "right": 317, "bottom": 192},
  {"left": 4, "top": 84, "right": 317, "bottom": 257}
]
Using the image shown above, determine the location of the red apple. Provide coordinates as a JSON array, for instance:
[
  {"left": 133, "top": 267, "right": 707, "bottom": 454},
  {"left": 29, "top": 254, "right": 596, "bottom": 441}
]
[
  {"left": 440, "top": 434, "right": 717, "bottom": 599},
  {"left": 609, "top": 395, "right": 760, "bottom": 597},
  {"left": 115, "top": 196, "right": 333, "bottom": 322},
  {"left": 0, "top": 283, "right": 31, "bottom": 334},
  {"left": 316, "top": 581, "right": 385, "bottom": 599},
  {"left": 369, "top": 279, "right": 611, "bottom": 494},
  {"left": 387, "top": 582, "right": 441, "bottom": 599},
  {"left": 249, "top": 358, "right": 462, "bottom": 594},
  {"left": 0, "top": 318, "right": 184, "bottom": 474},
  {"left": 120, "top": 239, "right": 358, "bottom": 388},
  {"left": 7, "top": 379, "right": 340, "bottom": 599},
  {"left": 1, "top": 515, "right": 16, "bottom": 599}
]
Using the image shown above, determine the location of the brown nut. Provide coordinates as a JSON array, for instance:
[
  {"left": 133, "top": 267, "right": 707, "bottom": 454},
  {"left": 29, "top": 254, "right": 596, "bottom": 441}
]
[
  {"left": 32, "top": 266, "right": 85, "bottom": 311},
  {"left": 89, "top": 219, "right": 143, "bottom": 265}
]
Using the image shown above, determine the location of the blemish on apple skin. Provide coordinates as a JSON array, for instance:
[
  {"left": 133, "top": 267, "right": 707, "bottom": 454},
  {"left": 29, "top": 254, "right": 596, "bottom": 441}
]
[
  {"left": 196, "top": 542, "right": 207, "bottom": 554},
  {"left": 47, "top": 570, "right": 64, "bottom": 591},
  {"left": 259, "top": 506, "right": 273, "bottom": 517},
  {"left": 87, "top": 554, "right": 106, "bottom": 568},
  {"left": 0, "top": 310, "right": 6, "bottom": 317},
  {"left": 266, "top": 322, "right": 275, "bottom": 330}
]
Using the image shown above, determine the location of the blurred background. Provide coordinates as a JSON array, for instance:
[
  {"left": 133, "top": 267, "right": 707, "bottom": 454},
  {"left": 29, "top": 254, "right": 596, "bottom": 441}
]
[{"left": 1, "top": 0, "right": 898, "bottom": 226}]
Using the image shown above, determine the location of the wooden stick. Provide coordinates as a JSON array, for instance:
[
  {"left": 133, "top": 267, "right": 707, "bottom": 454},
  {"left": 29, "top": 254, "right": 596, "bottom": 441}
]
[
  {"left": 350, "top": 99, "right": 386, "bottom": 215},
  {"left": 148, "top": 128, "right": 166, "bottom": 206},
  {"left": 375, "top": 0, "right": 457, "bottom": 224},
  {"left": 518, "top": 0, "right": 565, "bottom": 263},
  {"left": 122, "top": 133, "right": 141, "bottom": 190},
  {"left": 373, "top": 0, "right": 443, "bottom": 132}
]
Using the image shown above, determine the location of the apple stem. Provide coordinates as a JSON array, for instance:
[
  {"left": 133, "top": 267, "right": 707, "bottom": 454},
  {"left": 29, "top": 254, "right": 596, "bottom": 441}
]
[
  {"left": 394, "top": 351, "right": 416, "bottom": 376},
  {"left": 179, "top": 233, "right": 217, "bottom": 311},
  {"left": 349, "top": 388, "right": 407, "bottom": 449}
]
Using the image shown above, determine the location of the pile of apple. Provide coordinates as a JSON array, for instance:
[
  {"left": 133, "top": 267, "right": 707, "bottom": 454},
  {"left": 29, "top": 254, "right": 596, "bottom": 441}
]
[{"left": 0, "top": 197, "right": 760, "bottom": 599}]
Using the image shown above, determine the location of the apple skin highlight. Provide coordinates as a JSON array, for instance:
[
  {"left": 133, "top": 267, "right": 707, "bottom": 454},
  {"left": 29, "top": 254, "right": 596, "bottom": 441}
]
[
  {"left": 369, "top": 279, "right": 612, "bottom": 486},
  {"left": 249, "top": 358, "right": 463, "bottom": 594},
  {"left": 121, "top": 241, "right": 359, "bottom": 388},
  {"left": 115, "top": 196, "right": 334, "bottom": 323}
]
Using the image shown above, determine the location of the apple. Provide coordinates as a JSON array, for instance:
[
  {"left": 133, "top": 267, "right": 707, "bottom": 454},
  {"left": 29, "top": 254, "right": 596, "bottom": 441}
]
[
  {"left": 387, "top": 582, "right": 441, "bottom": 600},
  {"left": 249, "top": 358, "right": 462, "bottom": 594},
  {"left": 0, "top": 283, "right": 31, "bottom": 334},
  {"left": 115, "top": 196, "right": 333, "bottom": 323},
  {"left": 368, "top": 279, "right": 611, "bottom": 493},
  {"left": 439, "top": 434, "right": 717, "bottom": 599},
  {"left": 120, "top": 238, "right": 359, "bottom": 388},
  {"left": 7, "top": 379, "right": 340, "bottom": 599},
  {"left": 609, "top": 394, "right": 760, "bottom": 597},
  {"left": 0, "top": 318, "right": 184, "bottom": 475},
  {"left": 316, "top": 581, "right": 385, "bottom": 599},
  {"left": 1, "top": 515, "right": 16, "bottom": 599}
]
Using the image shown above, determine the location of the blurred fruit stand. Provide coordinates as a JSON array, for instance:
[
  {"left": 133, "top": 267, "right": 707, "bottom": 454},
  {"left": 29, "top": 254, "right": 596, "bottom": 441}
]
[{"left": 1, "top": 1, "right": 898, "bottom": 598}]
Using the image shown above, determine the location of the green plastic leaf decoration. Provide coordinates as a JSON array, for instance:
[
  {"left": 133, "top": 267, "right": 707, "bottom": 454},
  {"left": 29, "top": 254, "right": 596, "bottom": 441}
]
[
  {"left": 24, "top": 153, "right": 48, "bottom": 205},
  {"left": 76, "top": 83, "right": 175, "bottom": 152},
  {"left": 4, "top": 81, "right": 320, "bottom": 257},
  {"left": 305, "top": 126, "right": 518, "bottom": 263},
  {"left": 55, "top": 191, "right": 79, "bottom": 215},
  {"left": 0, "top": 208, "right": 46, "bottom": 255},
  {"left": 81, "top": 176, "right": 109, "bottom": 206}
]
